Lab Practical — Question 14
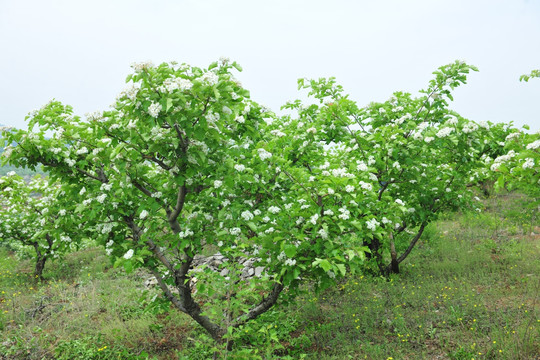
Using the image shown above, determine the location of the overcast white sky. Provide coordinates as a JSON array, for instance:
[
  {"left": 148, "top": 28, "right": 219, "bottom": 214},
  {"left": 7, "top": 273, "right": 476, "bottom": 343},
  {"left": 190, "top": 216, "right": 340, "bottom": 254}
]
[{"left": 1, "top": 0, "right": 539, "bottom": 131}]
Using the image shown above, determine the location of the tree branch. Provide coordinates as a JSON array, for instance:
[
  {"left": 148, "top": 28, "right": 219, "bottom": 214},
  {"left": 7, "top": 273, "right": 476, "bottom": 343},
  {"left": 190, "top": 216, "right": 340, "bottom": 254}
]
[{"left": 233, "top": 280, "right": 284, "bottom": 328}]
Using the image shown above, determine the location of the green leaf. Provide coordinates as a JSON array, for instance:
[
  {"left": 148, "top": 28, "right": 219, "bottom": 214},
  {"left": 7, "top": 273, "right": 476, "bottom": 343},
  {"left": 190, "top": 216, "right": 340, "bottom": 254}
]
[
  {"left": 123, "top": 260, "right": 133, "bottom": 273},
  {"left": 232, "top": 62, "right": 243, "bottom": 72},
  {"left": 247, "top": 222, "right": 257, "bottom": 232},
  {"left": 313, "top": 258, "right": 332, "bottom": 272},
  {"left": 351, "top": 221, "right": 363, "bottom": 231},
  {"left": 284, "top": 245, "right": 297, "bottom": 258},
  {"left": 336, "top": 263, "right": 346, "bottom": 276},
  {"left": 166, "top": 98, "right": 173, "bottom": 112}
]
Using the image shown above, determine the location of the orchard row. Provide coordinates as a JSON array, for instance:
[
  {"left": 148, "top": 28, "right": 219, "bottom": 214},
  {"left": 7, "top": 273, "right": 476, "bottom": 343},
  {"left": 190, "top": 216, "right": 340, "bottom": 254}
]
[{"left": 0, "top": 59, "right": 538, "bottom": 345}]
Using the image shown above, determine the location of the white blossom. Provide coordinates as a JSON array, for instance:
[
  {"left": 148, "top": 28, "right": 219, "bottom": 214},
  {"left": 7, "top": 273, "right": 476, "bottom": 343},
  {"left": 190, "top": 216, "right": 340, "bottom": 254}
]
[
  {"left": 234, "top": 164, "right": 246, "bottom": 172},
  {"left": 268, "top": 206, "right": 280, "bottom": 214},
  {"left": 148, "top": 102, "right": 162, "bottom": 118},
  {"left": 284, "top": 258, "right": 296, "bottom": 266},
  {"left": 229, "top": 227, "right": 241, "bottom": 236},
  {"left": 258, "top": 148, "right": 272, "bottom": 160},
  {"left": 356, "top": 161, "right": 368, "bottom": 171},
  {"left": 140, "top": 210, "right": 149, "bottom": 219},
  {"left": 366, "top": 218, "right": 380, "bottom": 231},
  {"left": 241, "top": 210, "right": 254, "bottom": 221},
  {"left": 526, "top": 140, "right": 540, "bottom": 150},
  {"left": 522, "top": 158, "right": 534, "bottom": 169},
  {"left": 123, "top": 249, "right": 134, "bottom": 260},
  {"left": 338, "top": 207, "right": 350, "bottom": 220},
  {"left": 436, "top": 127, "right": 454, "bottom": 138},
  {"left": 131, "top": 61, "right": 154, "bottom": 72},
  {"left": 201, "top": 71, "right": 219, "bottom": 85}
]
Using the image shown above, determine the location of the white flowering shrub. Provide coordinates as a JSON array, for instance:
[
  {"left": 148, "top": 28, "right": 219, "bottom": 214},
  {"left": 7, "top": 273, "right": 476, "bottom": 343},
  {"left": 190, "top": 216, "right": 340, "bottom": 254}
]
[
  {"left": 280, "top": 61, "right": 509, "bottom": 275},
  {"left": 489, "top": 71, "right": 540, "bottom": 203},
  {"left": 1, "top": 59, "right": 371, "bottom": 346},
  {"left": 491, "top": 129, "right": 540, "bottom": 202},
  {"left": 0, "top": 173, "right": 83, "bottom": 279}
]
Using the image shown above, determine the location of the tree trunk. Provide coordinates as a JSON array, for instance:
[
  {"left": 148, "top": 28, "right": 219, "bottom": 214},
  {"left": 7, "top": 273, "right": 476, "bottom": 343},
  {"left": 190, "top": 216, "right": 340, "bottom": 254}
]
[
  {"left": 389, "top": 241, "right": 399, "bottom": 274},
  {"left": 34, "top": 249, "right": 46, "bottom": 281},
  {"left": 384, "top": 222, "right": 427, "bottom": 275}
]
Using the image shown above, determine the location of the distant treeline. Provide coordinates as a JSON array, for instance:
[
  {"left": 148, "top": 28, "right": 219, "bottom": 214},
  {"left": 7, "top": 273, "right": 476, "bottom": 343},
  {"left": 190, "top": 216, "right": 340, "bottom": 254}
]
[{"left": 0, "top": 163, "right": 45, "bottom": 177}]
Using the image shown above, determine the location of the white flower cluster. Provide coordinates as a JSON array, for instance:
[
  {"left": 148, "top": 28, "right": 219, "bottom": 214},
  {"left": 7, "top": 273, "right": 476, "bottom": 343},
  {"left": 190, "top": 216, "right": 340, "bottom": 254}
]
[
  {"left": 522, "top": 158, "right": 535, "bottom": 169},
  {"left": 491, "top": 150, "right": 516, "bottom": 171},
  {"left": 148, "top": 102, "right": 162, "bottom": 118},
  {"left": 338, "top": 207, "right": 350, "bottom": 220},
  {"left": 201, "top": 71, "right": 219, "bottom": 85},
  {"left": 270, "top": 129, "right": 286, "bottom": 137},
  {"left": 123, "top": 249, "right": 134, "bottom": 259},
  {"left": 330, "top": 168, "right": 354, "bottom": 178},
  {"left": 267, "top": 206, "right": 280, "bottom": 214},
  {"left": 234, "top": 164, "right": 246, "bottom": 172},
  {"left": 258, "top": 148, "right": 272, "bottom": 161},
  {"left": 436, "top": 127, "right": 454, "bottom": 138},
  {"left": 395, "top": 113, "right": 412, "bottom": 125},
  {"left": 526, "top": 139, "right": 540, "bottom": 150},
  {"left": 446, "top": 115, "right": 458, "bottom": 125},
  {"left": 160, "top": 77, "right": 193, "bottom": 93},
  {"left": 117, "top": 82, "right": 141, "bottom": 101},
  {"left": 140, "top": 210, "right": 149, "bottom": 219},
  {"left": 366, "top": 218, "right": 380, "bottom": 231},
  {"left": 76, "top": 147, "right": 88, "bottom": 155},
  {"left": 131, "top": 61, "right": 154, "bottom": 72},
  {"left": 241, "top": 210, "right": 254, "bottom": 221},
  {"left": 179, "top": 228, "right": 195, "bottom": 238},
  {"left": 229, "top": 227, "right": 241, "bottom": 236},
  {"left": 358, "top": 181, "right": 373, "bottom": 192},
  {"left": 318, "top": 228, "right": 328, "bottom": 239},
  {"left": 505, "top": 132, "right": 521, "bottom": 141},
  {"left": 356, "top": 161, "right": 368, "bottom": 171},
  {"left": 462, "top": 122, "right": 478, "bottom": 134}
]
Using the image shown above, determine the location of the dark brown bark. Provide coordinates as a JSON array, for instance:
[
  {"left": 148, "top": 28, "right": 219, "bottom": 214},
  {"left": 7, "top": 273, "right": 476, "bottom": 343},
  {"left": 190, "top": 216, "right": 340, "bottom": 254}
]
[
  {"left": 384, "top": 222, "right": 427, "bottom": 275},
  {"left": 33, "top": 244, "right": 46, "bottom": 281},
  {"left": 389, "top": 241, "right": 399, "bottom": 274}
]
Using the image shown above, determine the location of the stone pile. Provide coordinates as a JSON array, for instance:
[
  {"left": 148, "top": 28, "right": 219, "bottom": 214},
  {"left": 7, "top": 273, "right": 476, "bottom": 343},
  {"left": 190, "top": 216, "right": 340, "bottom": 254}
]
[{"left": 144, "top": 252, "right": 266, "bottom": 290}]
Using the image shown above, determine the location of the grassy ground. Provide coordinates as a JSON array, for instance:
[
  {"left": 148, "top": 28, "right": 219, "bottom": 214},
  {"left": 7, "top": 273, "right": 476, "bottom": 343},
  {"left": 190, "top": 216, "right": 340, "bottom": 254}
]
[{"left": 0, "top": 192, "right": 539, "bottom": 359}]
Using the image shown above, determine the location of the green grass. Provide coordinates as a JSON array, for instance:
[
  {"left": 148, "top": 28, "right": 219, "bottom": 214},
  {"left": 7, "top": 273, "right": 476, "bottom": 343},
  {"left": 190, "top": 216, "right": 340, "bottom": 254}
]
[{"left": 1, "top": 192, "right": 539, "bottom": 359}]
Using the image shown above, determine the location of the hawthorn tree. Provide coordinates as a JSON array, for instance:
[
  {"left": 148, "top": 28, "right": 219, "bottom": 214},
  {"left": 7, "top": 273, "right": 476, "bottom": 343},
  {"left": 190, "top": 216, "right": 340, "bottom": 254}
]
[
  {"left": 0, "top": 173, "right": 83, "bottom": 280},
  {"left": 273, "top": 61, "right": 508, "bottom": 275},
  {"left": 1, "top": 59, "right": 374, "bottom": 346}
]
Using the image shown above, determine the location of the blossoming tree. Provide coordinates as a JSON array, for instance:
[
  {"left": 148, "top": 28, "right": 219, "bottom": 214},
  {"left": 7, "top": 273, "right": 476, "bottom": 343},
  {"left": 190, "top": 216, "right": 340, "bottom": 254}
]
[
  {"left": 276, "top": 61, "right": 508, "bottom": 275},
  {"left": 0, "top": 173, "right": 83, "bottom": 280},
  {"left": 1, "top": 59, "right": 375, "bottom": 346}
]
